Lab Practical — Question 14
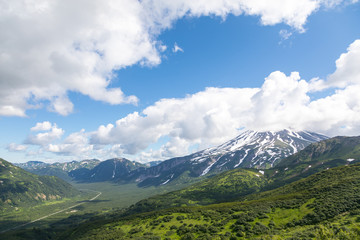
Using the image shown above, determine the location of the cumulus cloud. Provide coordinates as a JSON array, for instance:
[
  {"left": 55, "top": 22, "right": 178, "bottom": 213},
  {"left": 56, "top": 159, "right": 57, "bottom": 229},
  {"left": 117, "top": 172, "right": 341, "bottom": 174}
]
[
  {"left": 90, "top": 87, "right": 257, "bottom": 153},
  {"left": 25, "top": 122, "right": 64, "bottom": 146},
  {"left": 1, "top": 0, "right": 354, "bottom": 116},
  {"left": 327, "top": 39, "right": 360, "bottom": 87},
  {"left": 31, "top": 121, "right": 53, "bottom": 131},
  {"left": 7, "top": 143, "right": 28, "bottom": 152},
  {"left": 46, "top": 129, "right": 93, "bottom": 156},
  {"left": 310, "top": 39, "right": 360, "bottom": 91}
]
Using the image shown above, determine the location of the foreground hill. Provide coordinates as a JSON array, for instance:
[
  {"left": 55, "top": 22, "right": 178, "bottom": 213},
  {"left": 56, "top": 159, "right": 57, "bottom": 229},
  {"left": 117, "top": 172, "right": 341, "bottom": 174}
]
[
  {"left": 0, "top": 158, "right": 79, "bottom": 209},
  {"left": 58, "top": 163, "right": 360, "bottom": 240}
]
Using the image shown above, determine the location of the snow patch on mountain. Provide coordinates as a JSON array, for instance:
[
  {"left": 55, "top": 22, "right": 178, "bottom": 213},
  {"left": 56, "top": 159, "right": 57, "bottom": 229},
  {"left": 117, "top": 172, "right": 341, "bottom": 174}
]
[{"left": 190, "top": 129, "right": 328, "bottom": 172}]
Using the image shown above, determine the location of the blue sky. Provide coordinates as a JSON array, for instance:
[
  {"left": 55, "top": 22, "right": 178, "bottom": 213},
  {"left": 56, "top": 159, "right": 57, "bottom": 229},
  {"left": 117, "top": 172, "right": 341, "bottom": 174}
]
[{"left": 1, "top": 0, "right": 360, "bottom": 163}]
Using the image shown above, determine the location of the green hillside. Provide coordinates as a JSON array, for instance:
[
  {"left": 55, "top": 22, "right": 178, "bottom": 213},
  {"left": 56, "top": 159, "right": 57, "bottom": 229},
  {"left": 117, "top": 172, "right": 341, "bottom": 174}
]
[
  {"left": 264, "top": 136, "right": 360, "bottom": 189},
  {"left": 58, "top": 163, "right": 360, "bottom": 240},
  {"left": 115, "top": 136, "right": 360, "bottom": 216},
  {"left": 0, "top": 158, "right": 79, "bottom": 210},
  {"left": 126, "top": 168, "right": 268, "bottom": 214},
  {"left": 277, "top": 136, "right": 360, "bottom": 167}
]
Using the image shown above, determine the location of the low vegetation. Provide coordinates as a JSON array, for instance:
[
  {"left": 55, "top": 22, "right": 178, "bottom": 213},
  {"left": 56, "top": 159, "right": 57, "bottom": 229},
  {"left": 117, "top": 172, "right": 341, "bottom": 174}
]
[
  {"left": 57, "top": 164, "right": 360, "bottom": 240},
  {"left": 0, "top": 158, "right": 79, "bottom": 210}
]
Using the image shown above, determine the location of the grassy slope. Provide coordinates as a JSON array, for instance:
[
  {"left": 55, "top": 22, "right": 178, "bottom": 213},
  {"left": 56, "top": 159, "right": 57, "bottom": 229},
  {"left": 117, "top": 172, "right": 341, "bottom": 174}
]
[
  {"left": 264, "top": 136, "right": 360, "bottom": 189},
  {"left": 0, "top": 180, "right": 196, "bottom": 237},
  {"left": 0, "top": 158, "right": 88, "bottom": 233},
  {"left": 0, "top": 158, "right": 79, "bottom": 209},
  {"left": 126, "top": 168, "right": 268, "bottom": 215},
  {"left": 59, "top": 163, "right": 360, "bottom": 240},
  {"left": 111, "top": 135, "right": 360, "bottom": 216}
]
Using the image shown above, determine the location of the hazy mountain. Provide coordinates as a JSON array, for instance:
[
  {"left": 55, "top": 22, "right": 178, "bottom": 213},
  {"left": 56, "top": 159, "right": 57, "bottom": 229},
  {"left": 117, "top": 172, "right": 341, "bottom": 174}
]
[
  {"left": 51, "top": 159, "right": 100, "bottom": 172},
  {"left": 0, "top": 158, "right": 79, "bottom": 208},
  {"left": 16, "top": 159, "right": 100, "bottom": 172},
  {"left": 15, "top": 161, "right": 48, "bottom": 170},
  {"left": 128, "top": 129, "right": 327, "bottom": 186},
  {"left": 69, "top": 158, "right": 147, "bottom": 182},
  {"left": 16, "top": 159, "right": 101, "bottom": 181},
  {"left": 145, "top": 161, "right": 163, "bottom": 167}
]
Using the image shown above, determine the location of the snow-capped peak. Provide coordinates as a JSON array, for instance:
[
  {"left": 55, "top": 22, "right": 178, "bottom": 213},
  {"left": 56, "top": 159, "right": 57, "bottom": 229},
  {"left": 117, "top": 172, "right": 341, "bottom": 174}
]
[{"left": 192, "top": 129, "right": 328, "bottom": 171}]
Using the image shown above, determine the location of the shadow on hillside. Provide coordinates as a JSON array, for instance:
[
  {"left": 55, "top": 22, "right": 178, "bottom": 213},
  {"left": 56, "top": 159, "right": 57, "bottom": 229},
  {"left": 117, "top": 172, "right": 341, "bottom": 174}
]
[
  {"left": 0, "top": 211, "right": 101, "bottom": 239},
  {"left": 0, "top": 219, "right": 28, "bottom": 233}
]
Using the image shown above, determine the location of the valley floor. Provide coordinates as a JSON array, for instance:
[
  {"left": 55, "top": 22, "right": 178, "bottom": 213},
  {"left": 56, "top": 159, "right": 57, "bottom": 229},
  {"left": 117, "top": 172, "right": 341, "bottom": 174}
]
[{"left": 0, "top": 180, "right": 191, "bottom": 237}]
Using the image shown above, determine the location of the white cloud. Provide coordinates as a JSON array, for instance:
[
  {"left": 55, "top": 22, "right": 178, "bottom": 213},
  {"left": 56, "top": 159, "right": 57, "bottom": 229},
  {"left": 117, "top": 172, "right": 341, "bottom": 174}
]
[
  {"left": 46, "top": 129, "right": 93, "bottom": 156},
  {"left": 1, "top": 0, "right": 354, "bottom": 116},
  {"left": 31, "top": 121, "right": 53, "bottom": 131},
  {"left": 310, "top": 39, "right": 360, "bottom": 91},
  {"left": 327, "top": 39, "right": 360, "bottom": 88},
  {"left": 25, "top": 122, "right": 64, "bottom": 146},
  {"left": 90, "top": 87, "right": 257, "bottom": 155},
  {"left": 7, "top": 143, "right": 28, "bottom": 152},
  {"left": 173, "top": 43, "right": 184, "bottom": 53}
]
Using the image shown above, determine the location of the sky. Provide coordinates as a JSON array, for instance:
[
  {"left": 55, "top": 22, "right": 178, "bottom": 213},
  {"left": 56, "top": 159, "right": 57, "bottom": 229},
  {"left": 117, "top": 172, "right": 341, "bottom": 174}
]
[{"left": 1, "top": 0, "right": 360, "bottom": 163}]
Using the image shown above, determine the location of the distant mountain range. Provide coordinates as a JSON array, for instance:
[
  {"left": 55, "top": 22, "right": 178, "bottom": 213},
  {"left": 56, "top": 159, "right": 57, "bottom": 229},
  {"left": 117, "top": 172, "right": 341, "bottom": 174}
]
[
  {"left": 16, "top": 159, "right": 101, "bottom": 181},
  {"left": 15, "top": 129, "right": 328, "bottom": 186},
  {"left": 69, "top": 158, "right": 147, "bottom": 182},
  {"left": 0, "top": 158, "right": 79, "bottom": 209}
]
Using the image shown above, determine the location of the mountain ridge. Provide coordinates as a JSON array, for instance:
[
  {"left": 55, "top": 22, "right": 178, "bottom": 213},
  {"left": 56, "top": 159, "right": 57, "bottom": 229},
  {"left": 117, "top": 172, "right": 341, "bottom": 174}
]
[
  {"left": 70, "top": 158, "right": 147, "bottom": 182},
  {"left": 128, "top": 129, "right": 327, "bottom": 186}
]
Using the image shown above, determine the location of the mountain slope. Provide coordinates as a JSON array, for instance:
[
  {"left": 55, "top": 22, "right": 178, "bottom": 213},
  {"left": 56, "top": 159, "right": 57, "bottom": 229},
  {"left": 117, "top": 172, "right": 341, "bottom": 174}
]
[
  {"left": 193, "top": 129, "right": 327, "bottom": 169},
  {"left": 126, "top": 168, "right": 268, "bottom": 215},
  {"left": 266, "top": 136, "right": 360, "bottom": 188},
  {"left": 129, "top": 129, "right": 327, "bottom": 186},
  {"left": 57, "top": 163, "right": 360, "bottom": 240},
  {"left": 70, "top": 158, "right": 147, "bottom": 182},
  {"left": 0, "top": 158, "right": 79, "bottom": 208},
  {"left": 125, "top": 135, "right": 360, "bottom": 214}
]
